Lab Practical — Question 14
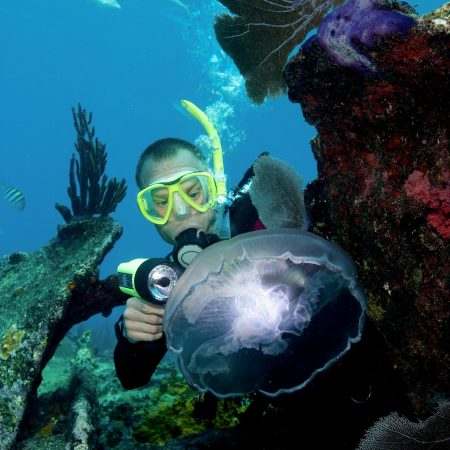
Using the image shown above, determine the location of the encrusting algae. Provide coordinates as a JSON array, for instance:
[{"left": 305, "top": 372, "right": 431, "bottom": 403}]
[{"left": 1, "top": 325, "right": 25, "bottom": 360}]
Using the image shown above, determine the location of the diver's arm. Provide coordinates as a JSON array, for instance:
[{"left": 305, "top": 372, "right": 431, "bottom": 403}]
[{"left": 113, "top": 315, "right": 167, "bottom": 389}]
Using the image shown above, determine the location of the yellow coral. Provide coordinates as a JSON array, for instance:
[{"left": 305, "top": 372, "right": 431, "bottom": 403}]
[
  {"left": 133, "top": 366, "right": 251, "bottom": 446},
  {"left": 366, "top": 295, "right": 386, "bottom": 323},
  {"left": 1, "top": 324, "right": 25, "bottom": 360}
]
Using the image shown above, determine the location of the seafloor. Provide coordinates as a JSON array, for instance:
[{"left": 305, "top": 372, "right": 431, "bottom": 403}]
[{"left": 26, "top": 333, "right": 250, "bottom": 449}]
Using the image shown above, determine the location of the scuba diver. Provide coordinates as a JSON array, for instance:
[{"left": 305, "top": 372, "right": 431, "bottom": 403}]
[
  {"left": 113, "top": 101, "right": 413, "bottom": 448},
  {"left": 114, "top": 101, "right": 269, "bottom": 390}
]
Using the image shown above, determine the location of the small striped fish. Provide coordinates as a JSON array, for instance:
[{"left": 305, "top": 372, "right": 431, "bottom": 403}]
[{"left": 0, "top": 182, "right": 25, "bottom": 210}]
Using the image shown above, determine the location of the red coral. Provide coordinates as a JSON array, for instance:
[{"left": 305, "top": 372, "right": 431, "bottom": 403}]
[
  {"left": 404, "top": 170, "right": 450, "bottom": 239},
  {"left": 381, "top": 34, "right": 449, "bottom": 77}
]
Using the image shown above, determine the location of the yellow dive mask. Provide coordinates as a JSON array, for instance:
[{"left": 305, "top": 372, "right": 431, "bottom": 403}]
[{"left": 137, "top": 171, "right": 217, "bottom": 225}]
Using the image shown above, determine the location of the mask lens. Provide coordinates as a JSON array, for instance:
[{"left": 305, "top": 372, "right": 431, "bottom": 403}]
[
  {"left": 141, "top": 186, "right": 170, "bottom": 221},
  {"left": 180, "top": 174, "right": 215, "bottom": 208}
]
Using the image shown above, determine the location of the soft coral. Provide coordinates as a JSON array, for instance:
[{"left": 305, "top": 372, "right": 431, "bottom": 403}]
[{"left": 404, "top": 170, "right": 450, "bottom": 239}]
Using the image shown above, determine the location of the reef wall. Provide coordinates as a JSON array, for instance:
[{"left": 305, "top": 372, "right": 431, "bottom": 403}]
[
  {"left": 0, "top": 217, "right": 125, "bottom": 449},
  {"left": 284, "top": 2, "right": 449, "bottom": 415}
]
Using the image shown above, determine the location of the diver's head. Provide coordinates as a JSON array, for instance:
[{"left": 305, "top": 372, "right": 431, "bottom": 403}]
[{"left": 136, "top": 138, "right": 217, "bottom": 244}]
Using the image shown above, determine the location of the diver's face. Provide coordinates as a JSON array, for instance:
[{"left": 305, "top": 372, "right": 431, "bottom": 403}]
[{"left": 141, "top": 149, "right": 215, "bottom": 245}]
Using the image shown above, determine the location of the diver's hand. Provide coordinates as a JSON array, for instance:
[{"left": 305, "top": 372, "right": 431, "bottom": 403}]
[{"left": 122, "top": 297, "right": 164, "bottom": 343}]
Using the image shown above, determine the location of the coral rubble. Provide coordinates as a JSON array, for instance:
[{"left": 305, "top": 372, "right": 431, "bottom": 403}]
[{"left": 284, "top": 2, "right": 449, "bottom": 415}]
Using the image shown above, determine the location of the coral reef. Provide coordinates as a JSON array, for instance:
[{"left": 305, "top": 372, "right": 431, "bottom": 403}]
[
  {"left": 20, "top": 344, "right": 252, "bottom": 450},
  {"left": 8, "top": 296, "right": 409, "bottom": 450},
  {"left": 284, "top": 1, "right": 449, "bottom": 415},
  {"left": 28, "top": 333, "right": 402, "bottom": 449},
  {"left": 56, "top": 104, "right": 127, "bottom": 223},
  {"left": 0, "top": 217, "right": 126, "bottom": 449},
  {"left": 214, "top": 0, "right": 344, "bottom": 104}
]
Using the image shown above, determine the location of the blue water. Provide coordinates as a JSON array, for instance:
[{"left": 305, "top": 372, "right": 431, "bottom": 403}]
[{"left": 0, "top": 0, "right": 445, "bottom": 342}]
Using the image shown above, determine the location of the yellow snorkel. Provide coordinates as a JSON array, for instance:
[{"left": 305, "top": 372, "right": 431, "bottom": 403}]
[{"left": 180, "top": 99, "right": 230, "bottom": 239}]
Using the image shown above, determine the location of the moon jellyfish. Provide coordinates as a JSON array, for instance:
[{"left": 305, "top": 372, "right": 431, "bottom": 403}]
[{"left": 163, "top": 229, "right": 367, "bottom": 398}]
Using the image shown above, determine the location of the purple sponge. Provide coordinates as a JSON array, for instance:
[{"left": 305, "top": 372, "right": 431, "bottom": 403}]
[{"left": 316, "top": 0, "right": 417, "bottom": 73}]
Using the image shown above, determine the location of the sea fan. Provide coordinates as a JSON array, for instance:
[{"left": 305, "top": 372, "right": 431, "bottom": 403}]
[
  {"left": 358, "top": 400, "right": 450, "bottom": 450},
  {"left": 250, "top": 154, "right": 306, "bottom": 229},
  {"left": 214, "top": 0, "right": 344, "bottom": 104}
]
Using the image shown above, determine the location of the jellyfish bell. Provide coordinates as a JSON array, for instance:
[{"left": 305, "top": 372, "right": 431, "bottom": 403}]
[{"left": 163, "top": 228, "right": 367, "bottom": 398}]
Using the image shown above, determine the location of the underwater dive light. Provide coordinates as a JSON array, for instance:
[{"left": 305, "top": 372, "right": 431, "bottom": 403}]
[{"left": 117, "top": 258, "right": 182, "bottom": 305}]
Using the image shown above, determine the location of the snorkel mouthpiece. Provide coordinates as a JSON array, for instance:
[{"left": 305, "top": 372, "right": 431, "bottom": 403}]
[{"left": 180, "top": 99, "right": 230, "bottom": 239}]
